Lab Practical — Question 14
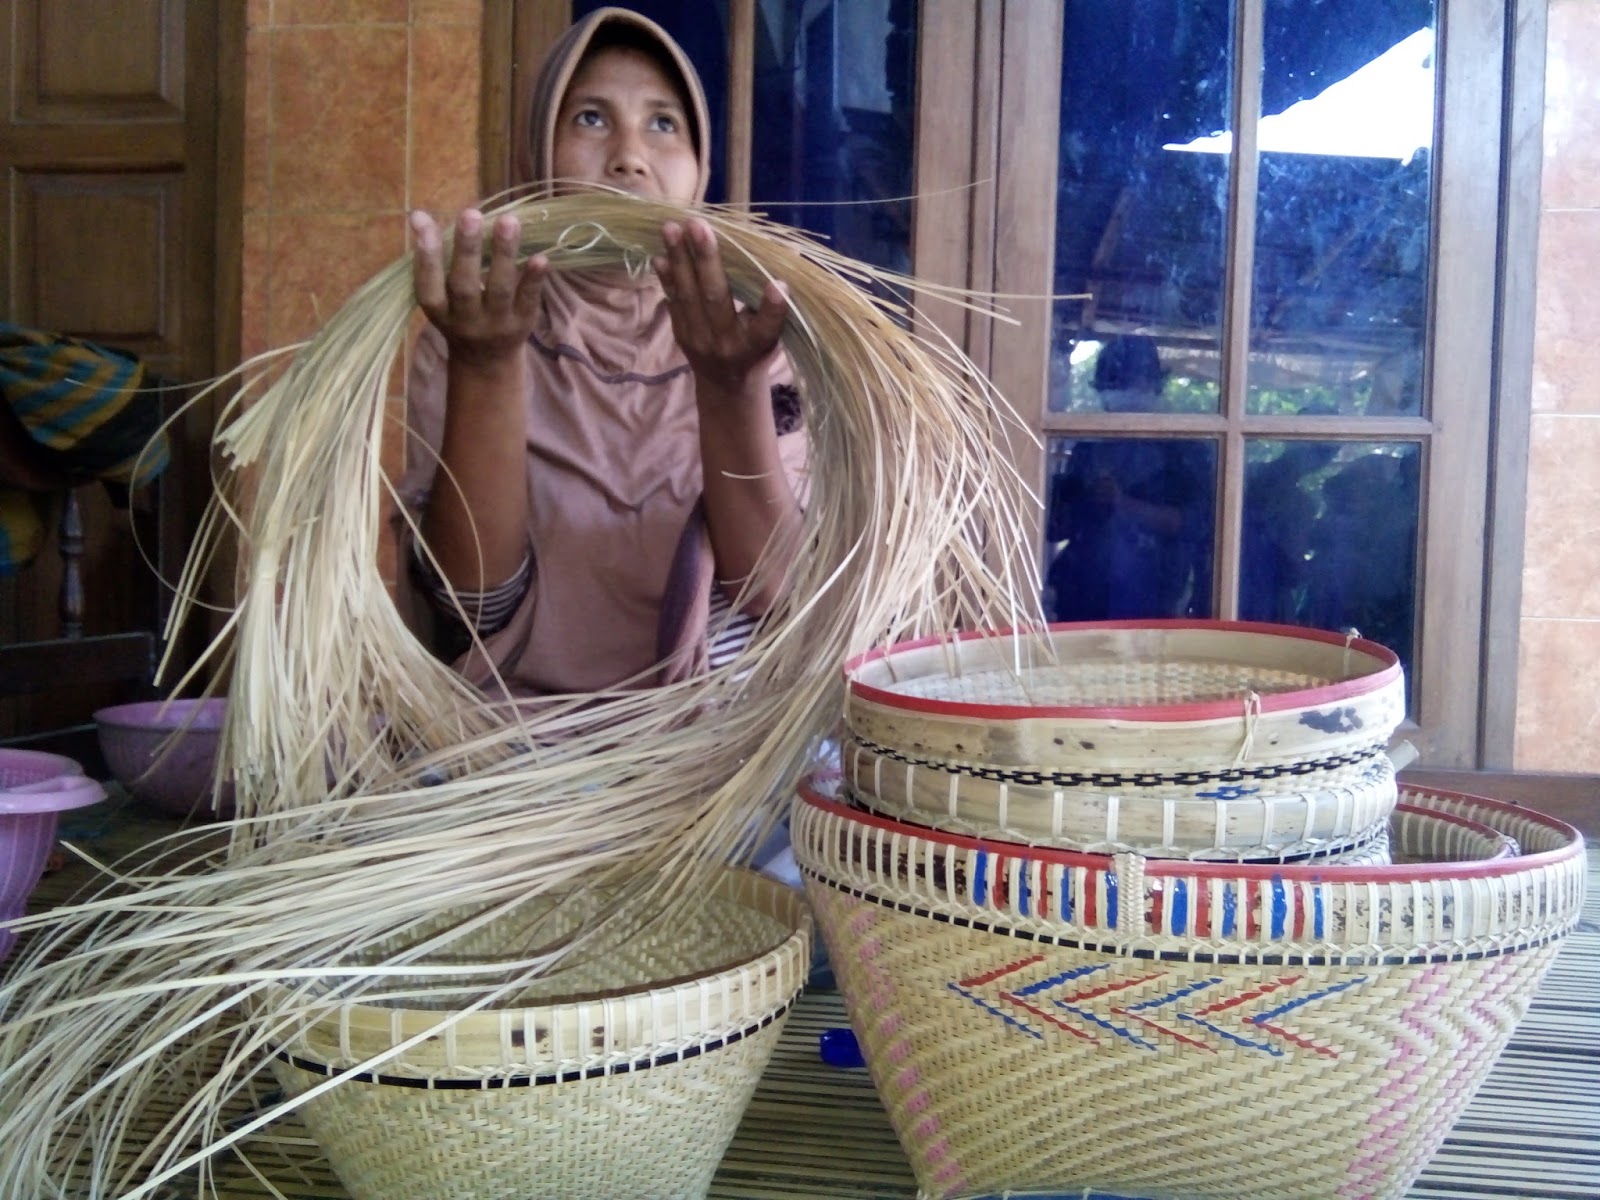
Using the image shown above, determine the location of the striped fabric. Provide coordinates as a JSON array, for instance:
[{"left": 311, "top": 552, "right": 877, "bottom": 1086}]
[
  {"left": 0, "top": 323, "right": 167, "bottom": 486},
  {"left": 0, "top": 323, "right": 170, "bottom": 573},
  {"left": 0, "top": 491, "right": 47, "bottom": 575},
  {"left": 415, "top": 551, "right": 533, "bottom": 638},
  {"left": 707, "top": 586, "right": 760, "bottom": 671}
]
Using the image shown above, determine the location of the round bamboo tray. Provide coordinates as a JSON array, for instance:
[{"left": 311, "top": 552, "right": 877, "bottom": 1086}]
[
  {"left": 844, "top": 621, "right": 1406, "bottom": 857},
  {"left": 791, "top": 776, "right": 1583, "bottom": 1200},
  {"left": 267, "top": 868, "right": 811, "bottom": 1200}
]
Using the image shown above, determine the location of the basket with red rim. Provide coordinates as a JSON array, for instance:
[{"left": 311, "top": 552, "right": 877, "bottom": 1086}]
[
  {"left": 843, "top": 620, "right": 1406, "bottom": 859},
  {"left": 791, "top": 773, "right": 1584, "bottom": 1200}
]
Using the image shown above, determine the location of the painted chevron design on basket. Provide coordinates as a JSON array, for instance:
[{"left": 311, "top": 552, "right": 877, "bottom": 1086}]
[
  {"left": 1338, "top": 953, "right": 1528, "bottom": 1198},
  {"left": 949, "top": 955, "right": 1372, "bottom": 1057}
]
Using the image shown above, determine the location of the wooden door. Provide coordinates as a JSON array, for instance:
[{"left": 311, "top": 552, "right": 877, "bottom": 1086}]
[{"left": 0, "top": 0, "right": 228, "bottom": 735}]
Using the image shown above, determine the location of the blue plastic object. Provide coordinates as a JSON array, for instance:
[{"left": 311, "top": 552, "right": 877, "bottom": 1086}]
[{"left": 818, "top": 1026, "right": 866, "bottom": 1068}]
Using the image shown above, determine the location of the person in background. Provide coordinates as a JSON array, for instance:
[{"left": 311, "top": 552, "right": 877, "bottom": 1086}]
[
  {"left": 397, "top": 8, "right": 807, "bottom": 700},
  {"left": 1046, "top": 335, "right": 1211, "bottom": 621}
]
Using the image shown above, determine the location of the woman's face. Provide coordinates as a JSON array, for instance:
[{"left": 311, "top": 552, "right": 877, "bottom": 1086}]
[{"left": 550, "top": 46, "right": 699, "bottom": 203}]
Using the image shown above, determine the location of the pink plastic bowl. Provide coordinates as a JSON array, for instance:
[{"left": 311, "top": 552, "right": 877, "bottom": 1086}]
[
  {"left": 0, "top": 748, "right": 105, "bottom": 963},
  {"left": 94, "top": 698, "right": 234, "bottom": 820}
]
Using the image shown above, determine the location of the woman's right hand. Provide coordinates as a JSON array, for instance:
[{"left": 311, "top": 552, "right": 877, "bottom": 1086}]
[{"left": 411, "top": 209, "right": 548, "bottom": 369}]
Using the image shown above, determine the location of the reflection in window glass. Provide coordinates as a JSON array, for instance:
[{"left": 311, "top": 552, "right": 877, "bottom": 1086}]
[
  {"left": 1244, "top": 1, "right": 1436, "bottom": 415},
  {"left": 1051, "top": 1, "right": 1233, "bottom": 413},
  {"left": 749, "top": 0, "right": 917, "bottom": 275},
  {"left": 1239, "top": 440, "right": 1419, "bottom": 674},
  {"left": 1045, "top": 436, "right": 1218, "bottom": 622},
  {"left": 574, "top": 0, "right": 732, "bottom": 205}
]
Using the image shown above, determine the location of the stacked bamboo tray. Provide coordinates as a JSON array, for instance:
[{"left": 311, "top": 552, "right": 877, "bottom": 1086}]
[{"left": 797, "top": 621, "right": 1587, "bottom": 1200}]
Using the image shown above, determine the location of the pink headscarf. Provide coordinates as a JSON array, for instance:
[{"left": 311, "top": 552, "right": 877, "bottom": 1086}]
[{"left": 399, "top": 8, "right": 803, "bottom": 698}]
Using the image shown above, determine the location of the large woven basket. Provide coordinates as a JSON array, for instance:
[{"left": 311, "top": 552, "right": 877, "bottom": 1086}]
[
  {"left": 844, "top": 621, "right": 1406, "bottom": 858},
  {"left": 792, "top": 776, "right": 1583, "bottom": 1200},
  {"left": 268, "top": 868, "right": 811, "bottom": 1200}
]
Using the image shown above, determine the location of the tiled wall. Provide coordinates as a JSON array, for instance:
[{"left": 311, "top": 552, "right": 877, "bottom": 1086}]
[
  {"left": 240, "top": 1, "right": 484, "bottom": 585},
  {"left": 1517, "top": 0, "right": 1600, "bottom": 771}
]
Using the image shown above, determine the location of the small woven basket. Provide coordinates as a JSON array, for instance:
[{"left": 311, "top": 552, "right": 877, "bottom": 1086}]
[
  {"left": 844, "top": 621, "right": 1405, "bottom": 858},
  {"left": 267, "top": 868, "right": 811, "bottom": 1200},
  {"left": 792, "top": 776, "right": 1583, "bottom": 1200}
]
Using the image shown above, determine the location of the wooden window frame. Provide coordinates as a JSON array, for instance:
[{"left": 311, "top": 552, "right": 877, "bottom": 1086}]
[{"left": 975, "top": 0, "right": 1539, "bottom": 769}]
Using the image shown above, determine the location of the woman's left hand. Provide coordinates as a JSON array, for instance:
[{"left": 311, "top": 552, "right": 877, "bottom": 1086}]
[{"left": 655, "top": 218, "right": 788, "bottom": 404}]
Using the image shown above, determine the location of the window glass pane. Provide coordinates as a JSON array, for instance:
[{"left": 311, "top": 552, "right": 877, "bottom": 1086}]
[
  {"left": 1045, "top": 436, "right": 1218, "bottom": 622},
  {"left": 1051, "top": 1, "right": 1233, "bottom": 413},
  {"left": 1245, "top": 0, "right": 1436, "bottom": 415},
  {"left": 1240, "top": 440, "right": 1420, "bottom": 674},
  {"left": 750, "top": 0, "right": 917, "bottom": 275},
  {"left": 573, "top": 0, "right": 733, "bottom": 205}
]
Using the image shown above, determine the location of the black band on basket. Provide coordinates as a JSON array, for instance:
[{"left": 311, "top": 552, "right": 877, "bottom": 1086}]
[
  {"left": 847, "top": 734, "right": 1376, "bottom": 788},
  {"left": 274, "top": 1000, "right": 794, "bottom": 1090}
]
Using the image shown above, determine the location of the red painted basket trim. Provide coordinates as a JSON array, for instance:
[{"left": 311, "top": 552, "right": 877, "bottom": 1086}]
[{"left": 844, "top": 620, "right": 1403, "bottom": 724}]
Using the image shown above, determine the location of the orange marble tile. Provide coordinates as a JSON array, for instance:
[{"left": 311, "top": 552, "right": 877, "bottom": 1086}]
[
  {"left": 276, "top": 0, "right": 408, "bottom": 25},
  {"left": 242, "top": 30, "right": 274, "bottom": 214},
  {"left": 264, "top": 211, "right": 406, "bottom": 348},
  {"left": 240, "top": 213, "right": 274, "bottom": 363},
  {"left": 1531, "top": 210, "right": 1600, "bottom": 415},
  {"left": 414, "top": 0, "right": 482, "bottom": 24},
  {"left": 1543, "top": 0, "right": 1600, "bottom": 210},
  {"left": 1514, "top": 617, "right": 1600, "bottom": 772},
  {"left": 248, "top": 0, "right": 275, "bottom": 31},
  {"left": 1520, "top": 414, "right": 1600, "bottom": 619},
  {"left": 269, "top": 26, "right": 408, "bottom": 213},
  {"left": 409, "top": 22, "right": 483, "bottom": 213}
]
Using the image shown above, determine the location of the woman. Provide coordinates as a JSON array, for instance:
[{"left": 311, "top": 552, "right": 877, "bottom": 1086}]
[{"left": 399, "top": 8, "right": 807, "bottom": 698}]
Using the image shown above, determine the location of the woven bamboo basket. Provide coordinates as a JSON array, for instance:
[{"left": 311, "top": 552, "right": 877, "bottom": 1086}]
[
  {"left": 844, "top": 621, "right": 1405, "bottom": 857},
  {"left": 844, "top": 732, "right": 1397, "bottom": 860},
  {"left": 791, "top": 776, "right": 1583, "bottom": 1200},
  {"left": 267, "top": 868, "right": 811, "bottom": 1200}
]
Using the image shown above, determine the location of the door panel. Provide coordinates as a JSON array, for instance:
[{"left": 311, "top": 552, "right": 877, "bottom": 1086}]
[
  {"left": 22, "top": 0, "right": 184, "bottom": 121},
  {"left": 14, "top": 172, "right": 185, "bottom": 368}
]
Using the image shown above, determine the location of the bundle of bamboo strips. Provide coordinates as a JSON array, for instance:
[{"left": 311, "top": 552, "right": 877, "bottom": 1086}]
[{"left": 0, "top": 193, "right": 1040, "bottom": 1197}]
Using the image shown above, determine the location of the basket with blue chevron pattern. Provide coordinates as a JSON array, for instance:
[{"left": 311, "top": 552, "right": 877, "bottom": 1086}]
[{"left": 792, "top": 776, "right": 1583, "bottom": 1200}]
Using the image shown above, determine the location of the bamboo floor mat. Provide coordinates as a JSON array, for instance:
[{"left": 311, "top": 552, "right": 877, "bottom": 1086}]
[{"left": 13, "top": 796, "right": 1599, "bottom": 1200}]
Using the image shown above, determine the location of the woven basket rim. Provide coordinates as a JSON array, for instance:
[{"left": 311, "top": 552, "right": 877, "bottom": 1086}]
[
  {"left": 845, "top": 619, "right": 1402, "bottom": 723},
  {"left": 798, "top": 774, "right": 1581, "bottom": 884},
  {"left": 268, "top": 868, "right": 809, "bottom": 1026},
  {"left": 844, "top": 785, "right": 1503, "bottom": 864}
]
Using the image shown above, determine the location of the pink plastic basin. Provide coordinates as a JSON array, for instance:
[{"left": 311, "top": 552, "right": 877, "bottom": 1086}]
[
  {"left": 94, "top": 698, "right": 233, "bottom": 820},
  {"left": 0, "top": 748, "right": 105, "bottom": 964}
]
